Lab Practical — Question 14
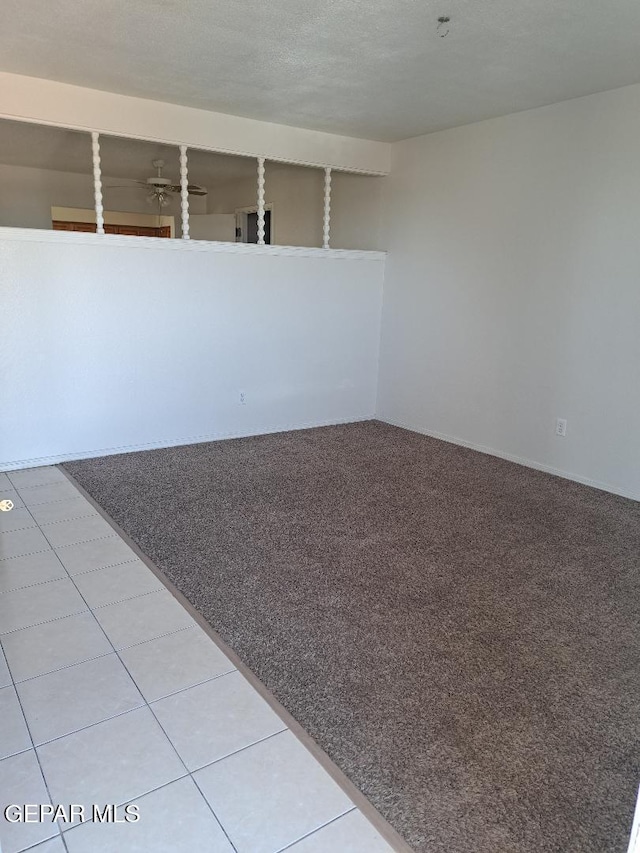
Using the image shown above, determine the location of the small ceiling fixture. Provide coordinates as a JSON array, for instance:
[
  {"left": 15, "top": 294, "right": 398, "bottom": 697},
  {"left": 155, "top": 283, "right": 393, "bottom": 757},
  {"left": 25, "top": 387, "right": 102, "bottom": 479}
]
[{"left": 437, "top": 15, "right": 451, "bottom": 37}]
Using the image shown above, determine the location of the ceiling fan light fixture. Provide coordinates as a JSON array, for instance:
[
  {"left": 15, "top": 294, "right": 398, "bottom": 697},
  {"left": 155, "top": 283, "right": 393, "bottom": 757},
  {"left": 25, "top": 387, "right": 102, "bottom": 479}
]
[{"left": 146, "top": 190, "right": 171, "bottom": 208}]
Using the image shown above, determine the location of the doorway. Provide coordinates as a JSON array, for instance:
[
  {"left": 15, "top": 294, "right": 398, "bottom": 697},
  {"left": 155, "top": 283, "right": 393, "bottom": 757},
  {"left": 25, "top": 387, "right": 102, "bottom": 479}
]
[{"left": 235, "top": 205, "right": 274, "bottom": 244}]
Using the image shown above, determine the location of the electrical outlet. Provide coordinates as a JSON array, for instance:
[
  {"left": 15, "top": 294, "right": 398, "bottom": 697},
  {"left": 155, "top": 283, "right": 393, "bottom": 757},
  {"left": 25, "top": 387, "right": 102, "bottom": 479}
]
[
  {"left": 555, "top": 418, "right": 567, "bottom": 437},
  {"left": 239, "top": 391, "right": 246, "bottom": 405}
]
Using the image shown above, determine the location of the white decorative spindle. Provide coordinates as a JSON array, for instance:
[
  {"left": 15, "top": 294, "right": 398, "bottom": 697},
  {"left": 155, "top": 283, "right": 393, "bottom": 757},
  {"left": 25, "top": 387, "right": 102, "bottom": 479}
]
[
  {"left": 179, "top": 145, "right": 190, "bottom": 240},
  {"left": 257, "top": 157, "right": 266, "bottom": 245},
  {"left": 323, "top": 167, "right": 332, "bottom": 249},
  {"left": 91, "top": 132, "right": 105, "bottom": 235}
]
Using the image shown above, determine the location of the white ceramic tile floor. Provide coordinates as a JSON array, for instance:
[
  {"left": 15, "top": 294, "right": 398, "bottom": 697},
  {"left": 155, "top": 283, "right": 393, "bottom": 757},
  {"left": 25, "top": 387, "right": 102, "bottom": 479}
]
[
  {"left": 17, "top": 654, "right": 145, "bottom": 745},
  {"left": 0, "top": 577, "right": 87, "bottom": 634},
  {"left": 193, "top": 730, "right": 354, "bottom": 853},
  {"left": 283, "top": 810, "right": 397, "bottom": 852},
  {"left": 28, "top": 837, "right": 67, "bottom": 853},
  {"left": 0, "top": 488, "right": 25, "bottom": 509},
  {"left": 0, "top": 685, "right": 32, "bottom": 759},
  {"left": 118, "top": 626, "right": 235, "bottom": 703},
  {"left": 0, "top": 466, "right": 397, "bottom": 853},
  {"left": 152, "top": 671, "right": 287, "bottom": 771},
  {"left": 72, "top": 559, "right": 164, "bottom": 609},
  {"left": 64, "top": 777, "right": 235, "bottom": 853},
  {"left": 0, "top": 507, "right": 38, "bottom": 534},
  {"left": 19, "top": 481, "right": 83, "bottom": 507},
  {"left": 2, "top": 611, "right": 113, "bottom": 682},
  {"left": 0, "top": 750, "right": 59, "bottom": 852},
  {"left": 29, "top": 497, "right": 98, "bottom": 527},
  {"left": 0, "top": 550, "right": 67, "bottom": 595},
  {"left": 54, "top": 535, "right": 138, "bottom": 576},
  {"left": 29, "top": 835, "right": 66, "bottom": 853}
]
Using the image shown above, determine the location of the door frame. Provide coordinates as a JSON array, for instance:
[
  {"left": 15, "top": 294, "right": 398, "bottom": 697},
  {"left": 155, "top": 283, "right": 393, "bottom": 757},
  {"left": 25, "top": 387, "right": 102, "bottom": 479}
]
[{"left": 235, "top": 203, "right": 274, "bottom": 244}]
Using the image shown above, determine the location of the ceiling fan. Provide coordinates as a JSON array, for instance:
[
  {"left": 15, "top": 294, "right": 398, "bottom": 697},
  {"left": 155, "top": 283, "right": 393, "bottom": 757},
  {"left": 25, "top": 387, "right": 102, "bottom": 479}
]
[{"left": 107, "top": 159, "right": 207, "bottom": 210}]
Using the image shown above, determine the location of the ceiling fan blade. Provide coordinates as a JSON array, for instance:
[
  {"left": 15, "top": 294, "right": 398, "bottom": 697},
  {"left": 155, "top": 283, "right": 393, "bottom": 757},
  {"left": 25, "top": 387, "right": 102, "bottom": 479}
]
[
  {"left": 166, "top": 184, "right": 207, "bottom": 196},
  {"left": 105, "top": 181, "right": 148, "bottom": 189}
]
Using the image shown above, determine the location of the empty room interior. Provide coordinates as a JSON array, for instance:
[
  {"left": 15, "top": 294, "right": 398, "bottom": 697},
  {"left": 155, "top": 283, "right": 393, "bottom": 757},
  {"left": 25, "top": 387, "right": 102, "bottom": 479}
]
[{"left": 1, "top": 2, "right": 639, "bottom": 852}]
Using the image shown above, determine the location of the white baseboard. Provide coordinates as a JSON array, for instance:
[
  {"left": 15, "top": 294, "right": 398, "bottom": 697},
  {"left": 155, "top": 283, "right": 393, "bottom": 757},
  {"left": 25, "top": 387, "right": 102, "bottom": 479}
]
[
  {"left": 378, "top": 416, "right": 640, "bottom": 503},
  {"left": 0, "top": 415, "right": 372, "bottom": 471},
  {"left": 6, "top": 415, "right": 639, "bottom": 504}
]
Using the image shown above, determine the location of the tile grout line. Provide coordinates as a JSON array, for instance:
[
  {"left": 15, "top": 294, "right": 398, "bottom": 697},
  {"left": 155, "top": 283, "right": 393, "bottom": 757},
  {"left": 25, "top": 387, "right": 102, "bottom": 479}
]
[
  {"left": 11, "top": 649, "right": 115, "bottom": 686},
  {"left": 7, "top": 473, "right": 71, "bottom": 491},
  {"left": 31, "top": 510, "right": 99, "bottom": 527},
  {"left": 37, "top": 515, "right": 108, "bottom": 532},
  {"left": 89, "top": 587, "right": 167, "bottom": 611},
  {"left": 0, "top": 643, "right": 11, "bottom": 690},
  {"left": 0, "top": 605, "right": 88, "bottom": 637},
  {"left": 275, "top": 806, "right": 358, "bottom": 852},
  {"left": 0, "top": 521, "right": 39, "bottom": 535},
  {"left": 0, "top": 572, "right": 72, "bottom": 597},
  {"left": 188, "top": 774, "right": 239, "bottom": 853},
  {"left": 0, "top": 546, "right": 52, "bottom": 563},
  {"left": 57, "top": 556, "right": 140, "bottom": 577},
  {"left": 18, "top": 831, "right": 70, "bottom": 853}
]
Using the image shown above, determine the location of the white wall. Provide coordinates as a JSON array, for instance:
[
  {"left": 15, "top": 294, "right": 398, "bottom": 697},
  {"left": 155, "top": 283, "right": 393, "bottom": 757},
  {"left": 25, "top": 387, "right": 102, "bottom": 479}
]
[
  {"left": 0, "top": 163, "right": 206, "bottom": 232},
  {"left": 378, "top": 84, "right": 640, "bottom": 500},
  {"left": 329, "top": 171, "right": 385, "bottom": 251},
  {"left": 0, "top": 230, "right": 384, "bottom": 468},
  {"left": 208, "top": 165, "right": 324, "bottom": 247},
  {"left": 189, "top": 214, "right": 236, "bottom": 242},
  {"left": 207, "top": 164, "right": 385, "bottom": 249},
  {"left": 0, "top": 164, "right": 95, "bottom": 229},
  {"left": 0, "top": 73, "right": 390, "bottom": 174}
]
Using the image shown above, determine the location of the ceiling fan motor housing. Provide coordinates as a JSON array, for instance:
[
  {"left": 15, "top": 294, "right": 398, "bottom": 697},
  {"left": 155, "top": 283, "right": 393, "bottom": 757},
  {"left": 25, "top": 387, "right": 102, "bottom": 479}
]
[{"left": 148, "top": 159, "right": 171, "bottom": 187}]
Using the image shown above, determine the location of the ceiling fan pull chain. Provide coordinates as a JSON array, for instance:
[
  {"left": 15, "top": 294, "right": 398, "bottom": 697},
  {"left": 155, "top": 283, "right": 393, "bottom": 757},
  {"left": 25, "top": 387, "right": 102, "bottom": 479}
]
[
  {"left": 91, "top": 132, "right": 105, "bottom": 235},
  {"left": 179, "top": 145, "right": 190, "bottom": 240}
]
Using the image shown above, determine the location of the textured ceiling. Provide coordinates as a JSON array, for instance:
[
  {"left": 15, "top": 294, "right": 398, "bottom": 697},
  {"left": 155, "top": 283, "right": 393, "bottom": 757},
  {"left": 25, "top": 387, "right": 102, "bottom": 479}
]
[{"left": 2, "top": 0, "right": 640, "bottom": 141}]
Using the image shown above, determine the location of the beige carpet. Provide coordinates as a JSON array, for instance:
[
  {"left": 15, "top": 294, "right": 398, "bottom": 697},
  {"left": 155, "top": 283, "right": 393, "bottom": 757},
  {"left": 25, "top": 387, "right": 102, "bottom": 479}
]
[{"left": 64, "top": 421, "right": 640, "bottom": 852}]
